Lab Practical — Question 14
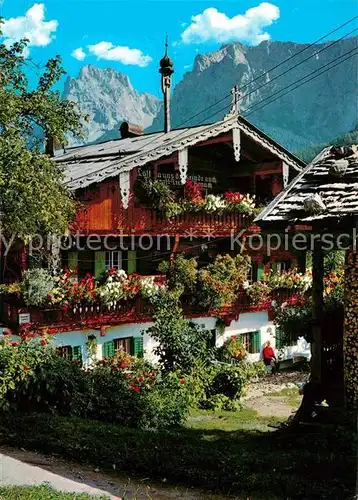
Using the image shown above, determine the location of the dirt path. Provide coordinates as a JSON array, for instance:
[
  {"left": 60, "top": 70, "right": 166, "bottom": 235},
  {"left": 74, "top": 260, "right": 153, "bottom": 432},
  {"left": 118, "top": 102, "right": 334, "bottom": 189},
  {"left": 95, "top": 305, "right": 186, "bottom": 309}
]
[
  {"left": 246, "top": 396, "right": 296, "bottom": 418},
  {"left": 0, "top": 446, "right": 227, "bottom": 500},
  {"left": 244, "top": 372, "right": 305, "bottom": 419}
]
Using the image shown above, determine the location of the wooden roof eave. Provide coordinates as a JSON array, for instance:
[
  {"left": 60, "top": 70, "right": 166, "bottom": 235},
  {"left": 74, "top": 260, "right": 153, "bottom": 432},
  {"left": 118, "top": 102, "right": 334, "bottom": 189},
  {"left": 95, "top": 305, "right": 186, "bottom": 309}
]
[
  {"left": 254, "top": 147, "right": 331, "bottom": 226},
  {"left": 62, "top": 115, "right": 305, "bottom": 191}
]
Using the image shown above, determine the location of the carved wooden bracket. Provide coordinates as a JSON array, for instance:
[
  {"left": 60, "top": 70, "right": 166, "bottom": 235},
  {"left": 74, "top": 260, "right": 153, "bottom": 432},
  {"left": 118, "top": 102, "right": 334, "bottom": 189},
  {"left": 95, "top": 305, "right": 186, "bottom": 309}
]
[
  {"left": 232, "top": 126, "right": 241, "bottom": 162},
  {"left": 119, "top": 171, "right": 130, "bottom": 209},
  {"left": 178, "top": 148, "right": 188, "bottom": 184},
  {"left": 282, "top": 162, "right": 289, "bottom": 188}
]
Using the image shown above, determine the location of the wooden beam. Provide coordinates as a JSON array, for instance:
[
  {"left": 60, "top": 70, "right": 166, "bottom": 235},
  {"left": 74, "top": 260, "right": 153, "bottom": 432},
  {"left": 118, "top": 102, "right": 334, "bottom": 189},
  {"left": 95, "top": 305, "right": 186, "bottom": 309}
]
[
  {"left": 296, "top": 252, "right": 307, "bottom": 274},
  {"left": 195, "top": 133, "right": 232, "bottom": 147},
  {"left": 311, "top": 243, "right": 324, "bottom": 385}
]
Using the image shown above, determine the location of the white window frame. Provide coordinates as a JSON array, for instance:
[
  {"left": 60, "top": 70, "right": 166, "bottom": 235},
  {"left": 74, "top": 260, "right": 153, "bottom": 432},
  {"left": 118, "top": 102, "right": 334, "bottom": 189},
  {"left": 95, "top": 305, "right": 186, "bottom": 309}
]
[{"left": 105, "top": 251, "right": 122, "bottom": 271}]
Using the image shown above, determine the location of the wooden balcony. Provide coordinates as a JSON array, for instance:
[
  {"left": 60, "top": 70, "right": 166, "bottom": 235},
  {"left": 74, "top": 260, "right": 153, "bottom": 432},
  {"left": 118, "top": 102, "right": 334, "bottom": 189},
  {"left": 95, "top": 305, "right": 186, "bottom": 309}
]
[
  {"left": 2, "top": 279, "right": 300, "bottom": 335},
  {"left": 74, "top": 201, "right": 256, "bottom": 236}
]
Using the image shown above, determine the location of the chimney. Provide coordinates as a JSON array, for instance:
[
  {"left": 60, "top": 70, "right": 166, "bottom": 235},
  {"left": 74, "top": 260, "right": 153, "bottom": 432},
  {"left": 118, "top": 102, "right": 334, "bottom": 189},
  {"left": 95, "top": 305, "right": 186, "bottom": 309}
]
[
  {"left": 120, "top": 122, "right": 144, "bottom": 139},
  {"left": 45, "top": 134, "right": 56, "bottom": 157}
]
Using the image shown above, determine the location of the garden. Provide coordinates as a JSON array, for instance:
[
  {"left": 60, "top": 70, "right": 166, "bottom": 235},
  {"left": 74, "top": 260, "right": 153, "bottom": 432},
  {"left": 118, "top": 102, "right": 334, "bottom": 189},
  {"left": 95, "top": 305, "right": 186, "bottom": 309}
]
[{"left": 0, "top": 262, "right": 355, "bottom": 499}]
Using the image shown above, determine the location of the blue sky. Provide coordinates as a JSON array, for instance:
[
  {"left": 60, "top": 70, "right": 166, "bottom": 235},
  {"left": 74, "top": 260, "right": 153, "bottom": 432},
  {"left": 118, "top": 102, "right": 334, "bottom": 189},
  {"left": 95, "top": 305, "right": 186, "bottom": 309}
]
[{"left": 0, "top": 0, "right": 357, "bottom": 97}]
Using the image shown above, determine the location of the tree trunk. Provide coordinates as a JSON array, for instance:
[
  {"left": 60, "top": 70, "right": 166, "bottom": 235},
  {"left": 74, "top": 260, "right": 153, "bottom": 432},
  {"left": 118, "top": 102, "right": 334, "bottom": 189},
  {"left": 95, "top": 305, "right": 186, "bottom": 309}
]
[{"left": 311, "top": 244, "right": 324, "bottom": 385}]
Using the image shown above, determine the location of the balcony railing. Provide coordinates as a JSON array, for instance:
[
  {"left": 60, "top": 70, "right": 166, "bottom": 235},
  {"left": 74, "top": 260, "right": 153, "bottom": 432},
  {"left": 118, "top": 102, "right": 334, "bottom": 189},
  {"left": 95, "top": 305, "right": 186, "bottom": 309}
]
[
  {"left": 3, "top": 281, "right": 299, "bottom": 334},
  {"left": 74, "top": 204, "right": 256, "bottom": 236}
]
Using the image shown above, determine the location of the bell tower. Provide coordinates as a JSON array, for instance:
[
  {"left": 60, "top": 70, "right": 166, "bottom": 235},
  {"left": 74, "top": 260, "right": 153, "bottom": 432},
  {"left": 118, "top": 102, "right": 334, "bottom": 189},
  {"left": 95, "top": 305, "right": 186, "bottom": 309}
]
[{"left": 159, "top": 35, "right": 174, "bottom": 133}]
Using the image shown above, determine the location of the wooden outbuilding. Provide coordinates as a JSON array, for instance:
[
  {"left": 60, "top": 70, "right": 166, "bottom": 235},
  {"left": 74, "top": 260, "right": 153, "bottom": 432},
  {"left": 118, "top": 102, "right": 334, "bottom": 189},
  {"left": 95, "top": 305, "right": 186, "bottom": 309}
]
[{"left": 255, "top": 144, "right": 358, "bottom": 410}]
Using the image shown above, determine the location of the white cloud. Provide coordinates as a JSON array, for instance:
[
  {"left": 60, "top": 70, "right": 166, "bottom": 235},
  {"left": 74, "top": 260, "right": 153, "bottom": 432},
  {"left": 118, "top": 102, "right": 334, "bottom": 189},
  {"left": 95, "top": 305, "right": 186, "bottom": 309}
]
[
  {"left": 181, "top": 3, "right": 280, "bottom": 45},
  {"left": 2, "top": 3, "right": 58, "bottom": 56},
  {"left": 88, "top": 41, "right": 152, "bottom": 67},
  {"left": 72, "top": 47, "right": 86, "bottom": 61}
]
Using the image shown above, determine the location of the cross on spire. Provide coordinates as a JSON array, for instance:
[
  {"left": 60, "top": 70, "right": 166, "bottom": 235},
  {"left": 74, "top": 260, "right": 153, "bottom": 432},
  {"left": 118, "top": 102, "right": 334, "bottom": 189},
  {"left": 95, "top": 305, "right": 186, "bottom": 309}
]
[{"left": 230, "top": 85, "right": 241, "bottom": 114}]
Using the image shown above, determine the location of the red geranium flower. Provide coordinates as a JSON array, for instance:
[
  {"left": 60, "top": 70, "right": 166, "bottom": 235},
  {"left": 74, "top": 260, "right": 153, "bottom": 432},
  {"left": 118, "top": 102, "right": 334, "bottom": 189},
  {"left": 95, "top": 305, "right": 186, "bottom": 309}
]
[
  {"left": 73, "top": 359, "right": 80, "bottom": 364},
  {"left": 23, "top": 365, "right": 29, "bottom": 371},
  {"left": 11, "top": 342, "right": 19, "bottom": 347},
  {"left": 40, "top": 339, "right": 47, "bottom": 346},
  {"left": 3, "top": 330, "right": 10, "bottom": 336},
  {"left": 179, "top": 378, "right": 186, "bottom": 385}
]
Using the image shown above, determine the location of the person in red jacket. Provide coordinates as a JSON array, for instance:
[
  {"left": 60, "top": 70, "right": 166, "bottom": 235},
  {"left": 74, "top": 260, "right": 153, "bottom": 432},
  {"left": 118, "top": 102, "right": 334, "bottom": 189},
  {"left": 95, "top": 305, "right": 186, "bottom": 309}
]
[{"left": 263, "top": 340, "right": 278, "bottom": 374}]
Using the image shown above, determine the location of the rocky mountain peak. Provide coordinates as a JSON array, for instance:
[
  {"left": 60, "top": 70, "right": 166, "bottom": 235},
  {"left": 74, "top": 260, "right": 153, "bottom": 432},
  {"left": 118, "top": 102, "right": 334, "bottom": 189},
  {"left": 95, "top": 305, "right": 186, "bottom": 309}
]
[{"left": 63, "top": 66, "right": 161, "bottom": 145}]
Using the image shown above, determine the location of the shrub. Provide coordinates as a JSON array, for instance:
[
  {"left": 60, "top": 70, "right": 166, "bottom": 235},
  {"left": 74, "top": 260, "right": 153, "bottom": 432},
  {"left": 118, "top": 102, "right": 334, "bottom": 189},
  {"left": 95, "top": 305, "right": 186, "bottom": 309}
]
[
  {"left": 20, "top": 268, "right": 55, "bottom": 306},
  {"left": 245, "top": 281, "right": 271, "bottom": 305},
  {"left": 196, "top": 254, "right": 251, "bottom": 310},
  {"left": 209, "top": 364, "right": 249, "bottom": 400},
  {"left": 158, "top": 254, "right": 198, "bottom": 293},
  {"left": 0, "top": 338, "right": 189, "bottom": 429},
  {"left": 187, "top": 360, "right": 266, "bottom": 408},
  {"left": 199, "top": 393, "right": 238, "bottom": 411},
  {"left": 0, "top": 339, "right": 86, "bottom": 414},
  {"left": 216, "top": 335, "right": 247, "bottom": 362}
]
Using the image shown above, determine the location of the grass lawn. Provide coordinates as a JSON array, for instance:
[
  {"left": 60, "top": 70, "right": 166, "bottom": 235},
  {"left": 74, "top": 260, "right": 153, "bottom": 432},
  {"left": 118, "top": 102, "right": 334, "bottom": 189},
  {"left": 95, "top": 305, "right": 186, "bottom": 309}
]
[
  {"left": 0, "top": 409, "right": 355, "bottom": 500},
  {"left": 0, "top": 485, "right": 108, "bottom": 499},
  {"left": 268, "top": 387, "right": 303, "bottom": 408}
]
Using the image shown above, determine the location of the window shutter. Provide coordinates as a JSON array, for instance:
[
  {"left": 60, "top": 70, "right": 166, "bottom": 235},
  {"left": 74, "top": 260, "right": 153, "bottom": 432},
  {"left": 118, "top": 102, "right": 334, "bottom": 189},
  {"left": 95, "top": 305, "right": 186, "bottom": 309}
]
[
  {"left": 94, "top": 251, "right": 106, "bottom": 278},
  {"left": 132, "top": 337, "right": 144, "bottom": 358},
  {"left": 252, "top": 330, "right": 261, "bottom": 353},
  {"left": 275, "top": 328, "right": 282, "bottom": 349},
  {"left": 72, "top": 346, "right": 83, "bottom": 364},
  {"left": 68, "top": 252, "right": 78, "bottom": 273},
  {"left": 271, "top": 262, "right": 279, "bottom": 273},
  {"left": 257, "top": 263, "right": 265, "bottom": 281},
  {"left": 103, "top": 340, "right": 115, "bottom": 358},
  {"left": 127, "top": 250, "right": 137, "bottom": 274}
]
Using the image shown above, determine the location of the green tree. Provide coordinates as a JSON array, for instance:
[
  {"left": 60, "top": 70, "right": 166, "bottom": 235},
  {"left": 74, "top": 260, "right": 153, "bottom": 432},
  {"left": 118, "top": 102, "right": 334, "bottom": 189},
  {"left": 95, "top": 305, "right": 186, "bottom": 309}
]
[
  {"left": 144, "top": 289, "right": 212, "bottom": 373},
  {"left": 0, "top": 25, "right": 83, "bottom": 239}
]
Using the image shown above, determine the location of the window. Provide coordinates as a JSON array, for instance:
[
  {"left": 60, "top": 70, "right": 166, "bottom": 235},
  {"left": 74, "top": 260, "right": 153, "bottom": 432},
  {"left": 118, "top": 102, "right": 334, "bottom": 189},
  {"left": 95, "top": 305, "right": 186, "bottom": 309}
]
[
  {"left": 28, "top": 252, "right": 43, "bottom": 269},
  {"left": 58, "top": 345, "right": 72, "bottom": 359},
  {"left": 274, "top": 261, "right": 291, "bottom": 273},
  {"left": 57, "top": 345, "right": 83, "bottom": 364},
  {"left": 77, "top": 251, "right": 95, "bottom": 279},
  {"left": 103, "top": 337, "right": 144, "bottom": 358},
  {"left": 241, "top": 333, "right": 253, "bottom": 353},
  {"left": 114, "top": 337, "right": 132, "bottom": 354},
  {"left": 105, "top": 251, "right": 122, "bottom": 271},
  {"left": 241, "top": 331, "right": 260, "bottom": 354},
  {"left": 247, "top": 262, "right": 258, "bottom": 285}
]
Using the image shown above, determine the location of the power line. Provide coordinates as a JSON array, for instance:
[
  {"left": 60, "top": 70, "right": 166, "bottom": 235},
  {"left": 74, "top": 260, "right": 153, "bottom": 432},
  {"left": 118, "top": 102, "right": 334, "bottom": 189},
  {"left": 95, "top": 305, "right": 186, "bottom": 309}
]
[
  {"left": 180, "top": 44, "right": 358, "bottom": 130},
  {"left": 238, "top": 27, "right": 357, "bottom": 111},
  {"left": 148, "top": 26, "right": 357, "bottom": 149},
  {"left": 244, "top": 48, "right": 358, "bottom": 118},
  {"left": 173, "top": 15, "right": 358, "bottom": 128}
]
